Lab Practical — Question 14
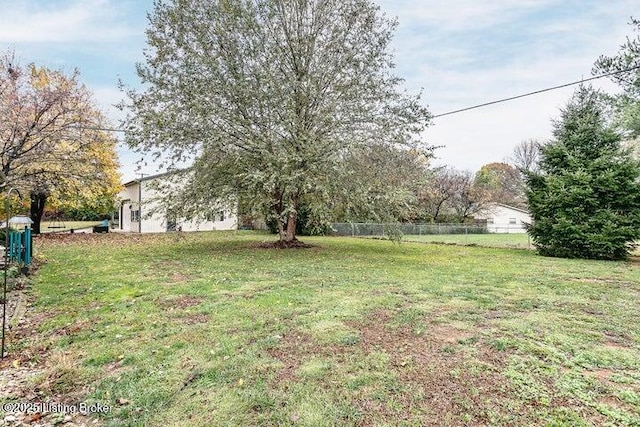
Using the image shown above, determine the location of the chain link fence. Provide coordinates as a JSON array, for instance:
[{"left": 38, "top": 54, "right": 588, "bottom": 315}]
[
  {"left": 331, "top": 223, "right": 533, "bottom": 249},
  {"left": 331, "top": 223, "right": 490, "bottom": 237}
]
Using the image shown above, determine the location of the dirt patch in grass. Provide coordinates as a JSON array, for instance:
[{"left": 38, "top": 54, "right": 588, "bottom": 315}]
[
  {"left": 586, "top": 368, "right": 615, "bottom": 383},
  {"left": 268, "top": 310, "right": 525, "bottom": 425},
  {"left": 428, "top": 323, "right": 476, "bottom": 344},
  {"left": 602, "top": 330, "right": 634, "bottom": 350},
  {"left": 155, "top": 295, "right": 203, "bottom": 310},
  {"left": 257, "top": 239, "right": 315, "bottom": 249},
  {"left": 179, "top": 313, "right": 210, "bottom": 325},
  {"left": 168, "top": 272, "right": 192, "bottom": 283},
  {"left": 598, "top": 395, "right": 638, "bottom": 413},
  {"left": 266, "top": 309, "right": 620, "bottom": 425},
  {"left": 349, "top": 310, "right": 519, "bottom": 425},
  {"left": 603, "top": 341, "right": 631, "bottom": 352},
  {"left": 267, "top": 331, "right": 351, "bottom": 384},
  {"left": 48, "top": 320, "right": 93, "bottom": 340},
  {"left": 104, "top": 358, "right": 126, "bottom": 374}
]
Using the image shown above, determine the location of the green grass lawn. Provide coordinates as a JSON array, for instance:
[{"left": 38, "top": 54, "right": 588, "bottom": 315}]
[{"left": 5, "top": 231, "right": 640, "bottom": 426}]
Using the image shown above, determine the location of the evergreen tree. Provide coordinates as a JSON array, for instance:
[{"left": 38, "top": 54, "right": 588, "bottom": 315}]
[{"left": 526, "top": 86, "right": 640, "bottom": 260}]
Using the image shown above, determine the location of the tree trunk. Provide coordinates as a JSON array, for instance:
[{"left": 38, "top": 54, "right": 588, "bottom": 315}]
[
  {"left": 433, "top": 200, "right": 445, "bottom": 222},
  {"left": 285, "top": 212, "right": 297, "bottom": 242},
  {"left": 271, "top": 189, "right": 286, "bottom": 242},
  {"left": 276, "top": 215, "right": 285, "bottom": 241},
  {"left": 284, "top": 195, "right": 299, "bottom": 242},
  {"left": 30, "top": 192, "right": 47, "bottom": 235}
]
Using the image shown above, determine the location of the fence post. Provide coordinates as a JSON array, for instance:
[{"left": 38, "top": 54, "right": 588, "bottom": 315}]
[
  {"left": 351, "top": 223, "right": 355, "bottom": 237},
  {"left": 9, "top": 232, "right": 16, "bottom": 262},
  {"left": 24, "top": 228, "right": 31, "bottom": 265},
  {"left": 12, "top": 232, "right": 18, "bottom": 262}
]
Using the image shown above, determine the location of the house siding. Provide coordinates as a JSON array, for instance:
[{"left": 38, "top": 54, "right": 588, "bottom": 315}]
[
  {"left": 476, "top": 204, "right": 531, "bottom": 233},
  {"left": 118, "top": 176, "right": 237, "bottom": 233}
]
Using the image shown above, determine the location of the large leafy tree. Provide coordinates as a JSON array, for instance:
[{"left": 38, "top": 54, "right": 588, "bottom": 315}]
[
  {"left": 449, "top": 170, "right": 490, "bottom": 221},
  {"left": 417, "top": 167, "right": 459, "bottom": 222},
  {"left": 332, "top": 145, "right": 430, "bottom": 223},
  {"left": 31, "top": 130, "right": 121, "bottom": 230},
  {"left": 525, "top": 86, "right": 640, "bottom": 260},
  {"left": 123, "top": 0, "right": 432, "bottom": 245},
  {"left": 474, "top": 162, "right": 525, "bottom": 208},
  {"left": 415, "top": 167, "right": 489, "bottom": 223},
  {"left": 0, "top": 53, "right": 121, "bottom": 233}
]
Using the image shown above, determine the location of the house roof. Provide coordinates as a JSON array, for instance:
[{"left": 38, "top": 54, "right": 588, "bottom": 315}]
[
  {"left": 122, "top": 168, "right": 189, "bottom": 187},
  {"left": 495, "top": 203, "right": 529, "bottom": 214}
]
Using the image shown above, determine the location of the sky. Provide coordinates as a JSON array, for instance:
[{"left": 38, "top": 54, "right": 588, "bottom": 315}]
[{"left": 1, "top": 0, "right": 637, "bottom": 182}]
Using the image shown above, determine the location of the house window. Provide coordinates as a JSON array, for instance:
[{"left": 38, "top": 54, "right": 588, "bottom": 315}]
[
  {"left": 487, "top": 218, "right": 494, "bottom": 224},
  {"left": 509, "top": 218, "right": 517, "bottom": 225},
  {"left": 205, "top": 210, "right": 226, "bottom": 222},
  {"left": 131, "top": 210, "right": 140, "bottom": 222}
]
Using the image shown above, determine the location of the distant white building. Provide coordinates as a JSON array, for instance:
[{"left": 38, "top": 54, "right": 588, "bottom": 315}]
[
  {"left": 476, "top": 203, "right": 531, "bottom": 233},
  {"left": 118, "top": 172, "right": 237, "bottom": 233}
]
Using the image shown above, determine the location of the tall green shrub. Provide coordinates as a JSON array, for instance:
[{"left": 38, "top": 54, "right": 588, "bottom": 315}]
[{"left": 526, "top": 86, "right": 640, "bottom": 260}]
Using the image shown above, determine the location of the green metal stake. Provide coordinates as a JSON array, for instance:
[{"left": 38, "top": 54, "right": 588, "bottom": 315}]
[{"left": 2, "top": 187, "right": 21, "bottom": 359}]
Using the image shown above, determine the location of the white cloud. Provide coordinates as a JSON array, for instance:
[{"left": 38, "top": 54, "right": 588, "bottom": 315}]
[
  {"left": 10, "top": 0, "right": 633, "bottom": 179},
  {"left": 374, "top": 0, "right": 639, "bottom": 172},
  {"left": 428, "top": 86, "right": 575, "bottom": 171},
  {"left": 380, "top": 0, "right": 561, "bottom": 32},
  {"left": 0, "top": 0, "right": 136, "bottom": 43},
  {"left": 89, "top": 85, "right": 126, "bottom": 125}
]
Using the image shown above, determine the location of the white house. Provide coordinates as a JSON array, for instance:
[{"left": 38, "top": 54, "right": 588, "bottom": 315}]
[
  {"left": 476, "top": 203, "right": 531, "bottom": 233},
  {"left": 118, "top": 172, "right": 237, "bottom": 233}
]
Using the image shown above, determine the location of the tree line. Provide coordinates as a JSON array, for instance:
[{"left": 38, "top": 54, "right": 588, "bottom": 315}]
[
  {"left": 4, "top": 0, "right": 640, "bottom": 260},
  {"left": 122, "top": 0, "right": 640, "bottom": 258}
]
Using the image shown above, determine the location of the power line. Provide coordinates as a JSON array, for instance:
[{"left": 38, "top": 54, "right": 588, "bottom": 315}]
[
  {"left": 77, "top": 65, "right": 640, "bottom": 128},
  {"left": 433, "top": 65, "right": 640, "bottom": 119}
]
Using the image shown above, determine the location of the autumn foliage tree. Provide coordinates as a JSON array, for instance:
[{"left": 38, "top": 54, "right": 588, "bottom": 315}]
[
  {"left": 418, "top": 167, "right": 460, "bottom": 222},
  {"left": 416, "top": 167, "right": 489, "bottom": 222},
  {"left": 449, "top": 170, "right": 490, "bottom": 221},
  {"left": 474, "top": 162, "right": 525, "bottom": 209},
  {"left": 123, "top": 0, "right": 432, "bottom": 245},
  {"left": 0, "top": 52, "right": 121, "bottom": 233}
]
